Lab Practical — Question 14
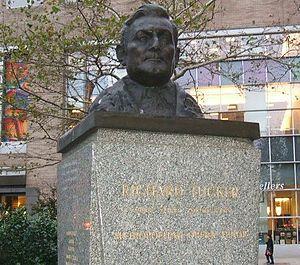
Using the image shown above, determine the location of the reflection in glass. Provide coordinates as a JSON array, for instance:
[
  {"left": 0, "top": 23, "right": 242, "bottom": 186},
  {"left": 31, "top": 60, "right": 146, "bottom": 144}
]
[
  {"left": 267, "top": 84, "right": 291, "bottom": 110},
  {"left": 293, "top": 110, "right": 300, "bottom": 134},
  {"left": 220, "top": 61, "right": 243, "bottom": 85},
  {"left": 245, "top": 111, "right": 268, "bottom": 136},
  {"left": 271, "top": 164, "right": 295, "bottom": 189},
  {"left": 217, "top": 85, "right": 245, "bottom": 121},
  {"left": 296, "top": 166, "right": 300, "bottom": 189},
  {"left": 260, "top": 165, "right": 271, "bottom": 185},
  {"left": 270, "top": 137, "right": 293, "bottom": 162},
  {"left": 177, "top": 69, "right": 197, "bottom": 89},
  {"left": 244, "top": 87, "right": 269, "bottom": 135},
  {"left": 259, "top": 191, "right": 272, "bottom": 217},
  {"left": 255, "top": 138, "right": 269, "bottom": 162},
  {"left": 67, "top": 57, "right": 89, "bottom": 109},
  {"left": 244, "top": 60, "right": 267, "bottom": 84},
  {"left": 265, "top": 34, "right": 284, "bottom": 57},
  {"left": 191, "top": 87, "right": 221, "bottom": 115},
  {"left": 259, "top": 218, "right": 272, "bottom": 245},
  {"left": 294, "top": 137, "right": 300, "bottom": 162},
  {"left": 94, "top": 71, "right": 125, "bottom": 94},
  {"left": 267, "top": 60, "right": 290, "bottom": 83},
  {"left": 291, "top": 84, "right": 300, "bottom": 133},
  {"left": 269, "top": 110, "right": 293, "bottom": 135},
  {"left": 282, "top": 34, "right": 300, "bottom": 57},
  {"left": 219, "top": 111, "right": 244, "bottom": 121},
  {"left": 198, "top": 64, "right": 219, "bottom": 86},
  {"left": 267, "top": 84, "right": 292, "bottom": 134},
  {"left": 245, "top": 87, "right": 267, "bottom": 111},
  {"left": 291, "top": 57, "right": 300, "bottom": 82}
]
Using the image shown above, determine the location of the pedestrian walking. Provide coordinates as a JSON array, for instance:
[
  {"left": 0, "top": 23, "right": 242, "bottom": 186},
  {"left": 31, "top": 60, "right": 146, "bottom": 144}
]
[{"left": 265, "top": 234, "right": 274, "bottom": 264}]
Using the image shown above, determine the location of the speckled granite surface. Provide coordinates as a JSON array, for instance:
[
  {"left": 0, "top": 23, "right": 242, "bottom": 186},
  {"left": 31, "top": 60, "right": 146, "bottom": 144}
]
[{"left": 58, "top": 128, "right": 260, "bottom": 265}]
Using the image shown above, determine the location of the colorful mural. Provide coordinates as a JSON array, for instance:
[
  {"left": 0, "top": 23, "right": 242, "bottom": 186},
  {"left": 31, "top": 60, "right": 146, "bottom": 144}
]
[{"left": 2, "top": 61, "right": 29, "bottom": 142}]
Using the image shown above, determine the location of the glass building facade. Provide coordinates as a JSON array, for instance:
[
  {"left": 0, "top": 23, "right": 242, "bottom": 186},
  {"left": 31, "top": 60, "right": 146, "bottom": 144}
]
[{"left": 179, "top": 55, "right": 300, "bottom": 245}]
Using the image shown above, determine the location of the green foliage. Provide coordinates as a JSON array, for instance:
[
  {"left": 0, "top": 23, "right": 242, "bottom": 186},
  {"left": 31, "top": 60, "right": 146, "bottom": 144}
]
[
  {"left": 32, "top": 187, "right": 57, "bottom": 220},
  {"left": 0, "top": 197, "right": 57, "bottom": 265}
]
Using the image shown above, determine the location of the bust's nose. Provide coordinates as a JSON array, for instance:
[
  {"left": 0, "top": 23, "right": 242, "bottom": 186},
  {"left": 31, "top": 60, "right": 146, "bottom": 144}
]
[{"left": 149, "top": 33, "right": 160, "bottom": 50}]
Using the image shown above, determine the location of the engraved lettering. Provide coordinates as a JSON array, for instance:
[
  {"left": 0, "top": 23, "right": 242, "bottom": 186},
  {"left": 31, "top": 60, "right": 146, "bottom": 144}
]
[
  {"left": 122, "top": 183, "right": 185, "bottom": 198},
  {"left": 191, "top": 186, "right": 240, "bottom": 199},
  {"left": 221, "top": 230, "right": 249, "bottom": 238},
  {"left": 113, "top": 230, "right": 248, "bottom": 241}
]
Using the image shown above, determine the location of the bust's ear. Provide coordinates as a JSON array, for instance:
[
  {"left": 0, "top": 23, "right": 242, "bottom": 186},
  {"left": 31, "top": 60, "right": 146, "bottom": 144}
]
[
  {"left": 116, "top": 44, "right": 126, "bottom": 66},
  {"left": 175, "top": 47, "right": 180, "bottom": 66}
]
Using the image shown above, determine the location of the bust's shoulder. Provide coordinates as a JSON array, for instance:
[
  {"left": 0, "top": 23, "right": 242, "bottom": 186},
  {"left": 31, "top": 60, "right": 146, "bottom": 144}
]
[
  {"left": 89, "top": 78, "right": 127, "bottom": 113},
  {"left": 174, "top": 82, "right": 203, "bottom": 118},
  {"left": 102, "top": 78, "right": 127, "bottom": 96}
]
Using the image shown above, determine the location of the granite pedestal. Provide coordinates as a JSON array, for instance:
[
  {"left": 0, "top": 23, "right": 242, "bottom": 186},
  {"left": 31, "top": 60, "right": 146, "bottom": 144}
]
[{"left": 57, "top": 112, "right": 260, "bottom": 265}]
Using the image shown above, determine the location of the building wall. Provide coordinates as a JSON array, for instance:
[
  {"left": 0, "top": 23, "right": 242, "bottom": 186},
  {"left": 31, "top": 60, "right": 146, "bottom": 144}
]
[
  {"left": 0, "top": 0, "right": 299, "bottom": 211},
  {"left": 211, "top": 0, "right": 300, "bottom": 30},
  {"left": 112, "top": 0, "right": 300, "bottom": 30},
  {"left": 0, "top": 0, "right": 299, "bottom": 30}
]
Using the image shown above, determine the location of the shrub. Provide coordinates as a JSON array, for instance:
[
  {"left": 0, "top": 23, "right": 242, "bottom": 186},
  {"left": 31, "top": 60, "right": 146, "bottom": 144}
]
[{"left": 0, "top": 192, "right": 57, "bottom": 265}]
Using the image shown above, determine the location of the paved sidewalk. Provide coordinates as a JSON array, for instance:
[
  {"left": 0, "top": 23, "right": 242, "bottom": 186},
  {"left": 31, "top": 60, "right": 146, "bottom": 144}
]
[{"left": 258, "top": 245, "right": 300, "bottom": 265}]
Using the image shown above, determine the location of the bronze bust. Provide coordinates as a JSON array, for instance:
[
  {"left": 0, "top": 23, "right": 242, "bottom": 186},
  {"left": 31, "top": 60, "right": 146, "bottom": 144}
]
[{"left": 89, "top": 4, "right": 203, "bottom": 118}]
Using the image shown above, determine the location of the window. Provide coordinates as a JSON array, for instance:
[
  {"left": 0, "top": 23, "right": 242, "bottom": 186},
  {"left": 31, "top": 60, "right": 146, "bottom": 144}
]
[
  {"left": 291, "top": 84, "right": 300, "bottom": 133},
  {"left": 6, "top": 0, "right": 42, "bottom": 9},
  {"left": 244, "top": 59, "right": 267, "bottom": 85},
  {"left": 244, "top": 88, "right": 269, "bottom": 135},
  {"left": 291, "top": 57, "right": 300, "bottom": 82},
  {"left": 191, "top": 86, "right": 221, "bottom": 116},
  {"left": 267, "top": 60, "right": 290, "bottom": 83},
  {"left": 197, "top": 64, "right": 219, "bottom": 86},
  {"left": 220, "top": 86, "right": 245, "bottom": 113},
  {"left": 259, "top": 191, "right": 271, "bottom": 218},
  {"left": 259, "top": 218, "right": 272, "bottom": 245},
  {"left": 269, "top": 110, "right": 293, "bottom": 135},
  {"left": 255, "top": 138, "right": 270, "bottom": 162},
  {"left": 177, "top": 69, "right": 197, "bottom": 89},
  {"left": 0, "top": 193, "right": 26, "bottom": 209},
  {"left": 295, "top": 164, "right": 300, "bottom": 188},
  {"left": 259, "top": 190, "right": 299, "bottom": 245},
  {"left": 271, "top": 164, "right": 295, "bottom": 189},
  {"left": 220, "top": 61, "right": 243, "bottom": 85},
  {"left": 270, "top": 137, "right": 293, "bottom": 162},
  {"left": 272, "top": 191, "right": 297, "bottom": 244},
  {"left": 274, "top": 217, "right": 298, "bottom": 244}
]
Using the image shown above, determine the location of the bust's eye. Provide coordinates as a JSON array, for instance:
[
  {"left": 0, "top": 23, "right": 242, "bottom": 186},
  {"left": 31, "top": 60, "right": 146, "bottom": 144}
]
[
  {"left": 159, "top": 33, "right": 172, "bottom": 45},
  {"left": 136, "top": 32, "right": 149, "bottom": 42}
]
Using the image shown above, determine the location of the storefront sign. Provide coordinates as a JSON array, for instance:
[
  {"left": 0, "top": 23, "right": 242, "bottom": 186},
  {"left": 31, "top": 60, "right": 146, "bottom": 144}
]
[{"left": 260, "top": 181, "right": 284, "bottom": 191}]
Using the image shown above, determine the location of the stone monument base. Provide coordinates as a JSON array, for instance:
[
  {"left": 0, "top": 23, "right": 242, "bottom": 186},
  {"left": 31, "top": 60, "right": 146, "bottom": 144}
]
[{"left": 58, "top": 112, "right": 260, "bottom": 265}]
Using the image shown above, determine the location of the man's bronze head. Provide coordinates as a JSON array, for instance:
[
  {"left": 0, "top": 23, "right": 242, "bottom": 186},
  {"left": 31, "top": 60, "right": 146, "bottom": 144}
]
[{"left": 116, "top": 4, "right": 180, "bottom": 87}]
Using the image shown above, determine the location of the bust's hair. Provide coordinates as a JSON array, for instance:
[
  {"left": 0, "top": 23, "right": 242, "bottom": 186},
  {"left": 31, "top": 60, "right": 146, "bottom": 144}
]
[{"left": 120, "top": 4, "right": 178, "bottom": 48}]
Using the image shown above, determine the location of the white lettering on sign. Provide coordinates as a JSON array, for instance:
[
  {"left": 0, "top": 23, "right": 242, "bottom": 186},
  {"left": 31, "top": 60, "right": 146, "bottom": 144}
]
[{"left": 260, "top": 182, "right": 284, "bottom": 191}]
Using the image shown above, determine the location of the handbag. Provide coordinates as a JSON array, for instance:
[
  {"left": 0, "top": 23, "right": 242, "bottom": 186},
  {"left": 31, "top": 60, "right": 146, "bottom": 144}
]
[{"left": 266, "top": 250, "right": 271, "bottom": 256}]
